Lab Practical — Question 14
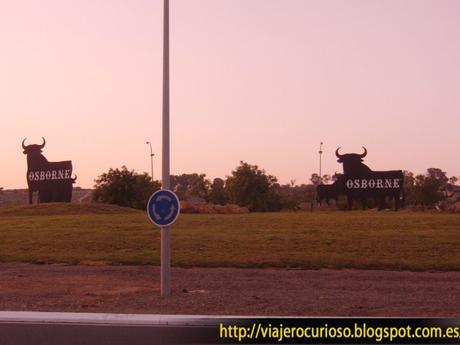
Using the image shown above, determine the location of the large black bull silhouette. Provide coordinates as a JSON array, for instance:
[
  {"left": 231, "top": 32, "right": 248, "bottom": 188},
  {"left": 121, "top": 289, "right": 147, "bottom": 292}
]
[
  {"left": 22, "top": 138, "right": 76, "bottom": 204},
  {"left": 335, "top": 147, "right": 404, "bottom": 210}
]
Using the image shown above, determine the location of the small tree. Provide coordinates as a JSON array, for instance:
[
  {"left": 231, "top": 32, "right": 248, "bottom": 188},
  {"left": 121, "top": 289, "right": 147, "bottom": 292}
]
[
  {"left": 93, "top": 166, "right": 160, "bottom": 209},
  {"left": 449, "top": 176, "right": 458, "bottom": 186},
  {"left": 170, "top": 173, "right": 210, "bottom": 200},
  {"left": 310, "top": 173, "right": 321, "bottom": 185},
  {"left": 403, "top": 170, "right": 416, "bottom": 205},
  {"left": 427, "top": 168, "right": 448, "bottom": 188},
  {"left": 208, "top": 178, "right": 227, "bottom": 205},
  {"left": 189, "top": 174, "right": 210, "bottom": 200},
  {"left": 225, "top": 161, "right": 282, "bottom": 212},
  {"left": 412, "top": 168, "right": 448, "bottom": 207},
  {"left": 310, "top": 173, "right": 331, "bottom": 185}
]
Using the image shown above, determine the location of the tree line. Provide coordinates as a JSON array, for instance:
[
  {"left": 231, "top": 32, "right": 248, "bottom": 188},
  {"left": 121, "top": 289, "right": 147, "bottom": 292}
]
[{"left": 92, "top": 162, "right": 459, "bottom": 211}]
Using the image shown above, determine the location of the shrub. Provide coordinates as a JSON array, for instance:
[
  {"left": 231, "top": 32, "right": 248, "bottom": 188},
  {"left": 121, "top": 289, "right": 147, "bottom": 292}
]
[{"left": 93, "top": 166, "right": 160, "bottom": 209}]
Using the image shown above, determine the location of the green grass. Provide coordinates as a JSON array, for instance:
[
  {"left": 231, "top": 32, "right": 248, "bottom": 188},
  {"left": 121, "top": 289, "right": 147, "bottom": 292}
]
[{"left": 0, "top": 204, "right": 459, "bottom": 271}]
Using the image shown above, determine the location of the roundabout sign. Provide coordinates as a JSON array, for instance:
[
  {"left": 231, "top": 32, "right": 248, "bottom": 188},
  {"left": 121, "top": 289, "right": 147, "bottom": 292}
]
[{"left": 147, "top": 189, "right": 180, "bottom": 227}]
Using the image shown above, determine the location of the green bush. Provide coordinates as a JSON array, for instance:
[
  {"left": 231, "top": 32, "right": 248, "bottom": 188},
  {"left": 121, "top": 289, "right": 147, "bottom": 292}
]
[
  {"left": 93, "top": 166, "right": 160, "bottom": 210},
  {"left": 225, "top": 161, "right": 282, "bottom": 212}
]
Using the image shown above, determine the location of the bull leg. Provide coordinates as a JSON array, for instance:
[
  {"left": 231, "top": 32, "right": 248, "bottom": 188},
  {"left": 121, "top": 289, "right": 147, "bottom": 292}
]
[
  {"left": 28, "top": 190, "right": 33, "bottom": 204},
  {"left": 377, "top": 197, "right": 385, "bottom": 211},
  {"left": 347, "top": 196, "right": 353, "bottom": 210},
  {"left": 333, "top": 197, "right": 339, "bottom": 209},
  {"left": 66, "top": 184, "right": 73, "bottom": 202},
  {"left": 395, "top": 195, "right": 400, "bottom": 211}
]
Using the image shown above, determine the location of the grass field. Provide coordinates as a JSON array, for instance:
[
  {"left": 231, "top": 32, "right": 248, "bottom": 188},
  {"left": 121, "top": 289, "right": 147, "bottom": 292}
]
[{"left": 0, "top": 203, "right": 459, "bottom": 271}]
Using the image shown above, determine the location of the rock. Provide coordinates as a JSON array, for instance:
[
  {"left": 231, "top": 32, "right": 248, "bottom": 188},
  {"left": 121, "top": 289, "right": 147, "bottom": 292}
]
[
  {"left": 448, "top": 202, "right": 460, "bottom": 213},
  {"left": 180, "top": 200, "right": 249, "bottom": 214}
]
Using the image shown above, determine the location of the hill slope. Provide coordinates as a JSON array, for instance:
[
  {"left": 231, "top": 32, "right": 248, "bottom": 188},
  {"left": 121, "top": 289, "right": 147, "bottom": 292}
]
[
  {"left": 0, "top": 203, "right": 141, "bottom": 217},
  {"left": 0, "top": 208, "right": 459, "bottom": 270}
]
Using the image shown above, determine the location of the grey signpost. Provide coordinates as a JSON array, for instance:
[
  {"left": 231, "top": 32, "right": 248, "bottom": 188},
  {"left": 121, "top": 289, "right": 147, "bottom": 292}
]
[
  {"left": 146, "top": 0, "right": 178, "bottom": 299},
  {"left": 147, "top": 189, "right": 180, "bottom": 297},
  {"left": 161, "top": 0, "right": 171, "bottom": 297}
]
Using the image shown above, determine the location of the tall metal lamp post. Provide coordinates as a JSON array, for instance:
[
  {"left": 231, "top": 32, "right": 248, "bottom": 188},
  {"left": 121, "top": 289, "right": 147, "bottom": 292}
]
[
  {"left": 319, "top": 142, "right": 323, "bottom": 184},
  {"left": 161, "top": 0, "right": 171, "bottom": 297},
  {"left": 146, "top": 141, "right": 154, "bottom": 181}
]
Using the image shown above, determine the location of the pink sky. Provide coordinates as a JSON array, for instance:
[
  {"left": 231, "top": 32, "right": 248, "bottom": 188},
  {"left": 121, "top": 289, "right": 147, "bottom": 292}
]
[{"left": 1, "top": 0, "right": 459, "bottom": 189}]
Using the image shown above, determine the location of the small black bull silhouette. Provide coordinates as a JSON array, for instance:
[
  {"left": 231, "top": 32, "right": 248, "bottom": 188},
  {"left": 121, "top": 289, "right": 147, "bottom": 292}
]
[
  {"left": 316, "top": 176, "right": 342, "bottom": 206},
  {"left": 22, "top": 137, "right": 76, "bottom": 204},
  {"left": 316, "top": 174, "right": 369, "bottom": 209},
  {"left": 335, "top": 147, "right": 404, "bottom": 211}
]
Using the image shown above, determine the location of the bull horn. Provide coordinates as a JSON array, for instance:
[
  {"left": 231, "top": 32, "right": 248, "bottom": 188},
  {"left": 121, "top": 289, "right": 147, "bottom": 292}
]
[
  {"left": 22, "top": 138, "right": 27, "bottom": 149},
  {"left": 359, "top": 146, "right": 367, "bottom": 158},
  {"left": 39, "top": 137, "right": 46, "bottom": 149},
  {"left": 335, "top": 147, "right": 343, "bottom": 159}
]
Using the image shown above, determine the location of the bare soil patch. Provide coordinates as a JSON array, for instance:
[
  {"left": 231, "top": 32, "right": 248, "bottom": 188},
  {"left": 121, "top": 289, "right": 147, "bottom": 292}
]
[{"left": 0, "top": 264, "right": 459, "bottom": 316}]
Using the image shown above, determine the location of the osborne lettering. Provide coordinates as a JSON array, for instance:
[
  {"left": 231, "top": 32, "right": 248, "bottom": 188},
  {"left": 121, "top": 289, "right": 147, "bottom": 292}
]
[
  {"left": 28, "top": 169, "right": 72, "bottom": 182},
  {"left": 345, "top": 178, "right": 401, "bottom": 189}
]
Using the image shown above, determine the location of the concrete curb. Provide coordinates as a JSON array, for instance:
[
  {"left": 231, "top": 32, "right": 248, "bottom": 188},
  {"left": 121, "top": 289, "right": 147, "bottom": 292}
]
[{"left": 0, "top": 311, "right": 282, "bottom": 326}]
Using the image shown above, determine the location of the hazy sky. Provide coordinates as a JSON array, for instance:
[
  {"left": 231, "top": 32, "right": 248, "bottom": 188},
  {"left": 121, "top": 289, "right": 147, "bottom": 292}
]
[{"left": 1, "top": 0, "right": 459, "bottom": 189}]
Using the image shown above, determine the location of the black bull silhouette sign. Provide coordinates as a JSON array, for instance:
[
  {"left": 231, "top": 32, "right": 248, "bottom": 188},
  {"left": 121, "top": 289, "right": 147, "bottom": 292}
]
[
  {"left": 22, "top": 138, "right": 76, "bottom": 204},
  {"left": 317, "top": 147, "right": 404, "bottom": 210}
]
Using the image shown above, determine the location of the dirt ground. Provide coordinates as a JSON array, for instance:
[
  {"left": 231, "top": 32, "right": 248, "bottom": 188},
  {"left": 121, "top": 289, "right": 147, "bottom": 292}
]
[{"left": 0, "top": 264, "right": 459, "bottom": 316}]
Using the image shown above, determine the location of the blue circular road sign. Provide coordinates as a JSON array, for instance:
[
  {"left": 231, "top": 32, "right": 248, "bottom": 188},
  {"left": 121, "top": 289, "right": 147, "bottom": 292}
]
[{"left": 147, "top": 189, "right": 180, "bottom": 227}]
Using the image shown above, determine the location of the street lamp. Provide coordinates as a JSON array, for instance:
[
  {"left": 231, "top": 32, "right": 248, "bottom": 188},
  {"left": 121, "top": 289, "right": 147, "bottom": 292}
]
[
  {"left": 319, "top": 142, "right": 323, "bottom": 184},
  {"left": 146, "top": 141, "right": 154, "bottom": 181},
  {"left": 161, "top": 0, "right": 171, "bottom": 298}
]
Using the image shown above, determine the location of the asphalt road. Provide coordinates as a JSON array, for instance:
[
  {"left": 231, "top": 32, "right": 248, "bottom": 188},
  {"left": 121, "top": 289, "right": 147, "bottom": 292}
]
[
  {"left": 0, "top": 323, "right": 218, "bottom": 345},
  {"left": 0, "top": 312, "right": 217, "bottom": 345}
]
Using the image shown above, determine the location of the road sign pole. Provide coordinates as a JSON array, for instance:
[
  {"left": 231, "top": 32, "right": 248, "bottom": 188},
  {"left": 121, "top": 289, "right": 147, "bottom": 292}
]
[
  {"left": 319, "top": 142, "right": 323, "bottom": 183},
  {"left": 161, "top": 226, "right": 170, "bottom": 297},
  {"left": 161, "top": 0, "right": 171, "bottom": 297}
]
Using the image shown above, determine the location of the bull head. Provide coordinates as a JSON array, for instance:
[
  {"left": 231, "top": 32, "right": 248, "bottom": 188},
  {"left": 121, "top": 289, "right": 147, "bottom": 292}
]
[
  {"left": 335, "top": 146, "right": 367, "bottom": 163},
  {"left": 335, "top": 146, "right": 371, "bottom": 175},
  {"left": 22, "top": 137, "right": 46, "bottom": 154}
]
